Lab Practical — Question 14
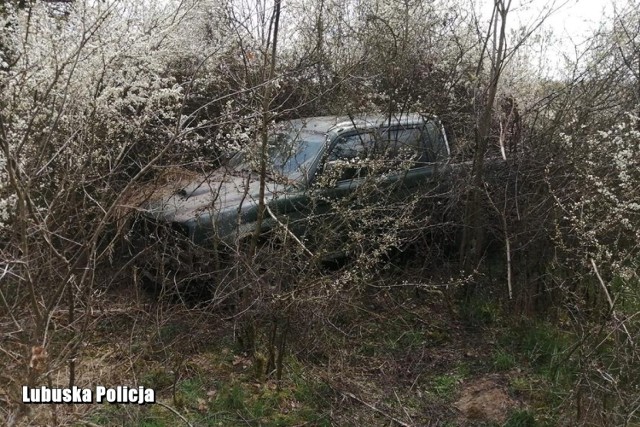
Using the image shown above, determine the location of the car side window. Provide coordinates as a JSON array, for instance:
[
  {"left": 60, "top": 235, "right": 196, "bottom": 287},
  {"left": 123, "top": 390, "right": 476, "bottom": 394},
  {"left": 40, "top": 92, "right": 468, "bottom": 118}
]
[
  {"left": 384, "top": 127, "right": 426, "bottom": 165},
  {"left": 324, "top": 132, "right": 373, "bottom": 181},
  {"left": 327, "top": 132, "right": 373, "bottom": 162},
  {"left": 323, "top": 123, "right": 445, "bottom": 182}
]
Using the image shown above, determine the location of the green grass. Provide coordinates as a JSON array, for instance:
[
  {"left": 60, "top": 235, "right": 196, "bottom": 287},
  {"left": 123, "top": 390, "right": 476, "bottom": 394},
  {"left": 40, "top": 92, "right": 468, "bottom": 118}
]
[
  {"left": 86, "top": 352, "right": 333, "bottom": 427},
  {"left": 492, "top": 321, "right": 587, "bottom": 425},
  {"left": 213, "top": 383, "right": 247, "bottom": 413},
  {"left": 502, "top": 322, "right": 576, "bottom": 380},
  {"left": 611, "top": 274, "right": 640, "bottom": 315},
  {"left": 430, "top": 364, "right": 469, "bottom": 399},
  {"left": 432, "top": 374, "right": 459, "bottom": 398},
  {"left": 174, "top": 377, "right": 207, "bottom": 407},
  {"left": 492, "top": 348, "right": 517, "bottom": 371},
  {"left": 78, "top": 281, "right": 640, "bottom": 426},
  {"left": 460, "top": 296, "right": 503, "bottom": 327},
  {"left": 140, "top": 366, "right": 174, "bottom": 391},
  {"left": 355, "top": 310, "right": 450, "bottom": 360},
  {"left": 504, "top": 409, "right": 537, "bottom": 427},
  {"left": 85, "top": 404, "right": 170, "bottom": 427}
]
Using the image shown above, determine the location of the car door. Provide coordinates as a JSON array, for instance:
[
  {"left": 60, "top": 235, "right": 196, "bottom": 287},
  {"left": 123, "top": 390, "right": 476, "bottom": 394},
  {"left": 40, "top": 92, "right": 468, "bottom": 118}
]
[
  {"left": 390, "top": 120, "right": 449, "bottom": 190},
  {"left": 323, "top": 130, "right": 375, "bottom": 192},
  {"left": 277, "top": 121, "right": 448, "bottom": 255},
  {"left": 281, "top": 129, "right": 377, "bottom": 255}
]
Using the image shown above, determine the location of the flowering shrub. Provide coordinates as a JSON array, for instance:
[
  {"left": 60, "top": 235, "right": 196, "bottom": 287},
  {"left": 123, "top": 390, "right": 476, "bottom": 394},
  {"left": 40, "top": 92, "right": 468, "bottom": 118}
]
[
  {"left": 0, "top": 2, "right": 228, "bottom": 409},
  {"left": 503, "top": 111, "right": 639, "bottom": 301},
  {"left": 562, "top": 113, "right": 640, "bottom": 280}
]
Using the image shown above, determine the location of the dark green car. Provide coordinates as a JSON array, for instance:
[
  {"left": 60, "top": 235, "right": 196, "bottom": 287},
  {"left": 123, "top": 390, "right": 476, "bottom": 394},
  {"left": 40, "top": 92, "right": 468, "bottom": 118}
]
[{"left": 134, "top": 113, "right": 450, "bottom": 287}]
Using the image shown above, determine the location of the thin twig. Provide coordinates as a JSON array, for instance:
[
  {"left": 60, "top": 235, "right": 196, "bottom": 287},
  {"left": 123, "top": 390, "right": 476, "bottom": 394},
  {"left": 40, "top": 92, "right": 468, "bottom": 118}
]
[
  {"left": 484, "top": 184, "right": 512, "bottom": 299},
  {"left": 590, "top": 259, "right": 614, "bottom": 309},
  {"left": 156, "top": 401, "right": 193, "bottom": 427},
  {"left": 266, "top": 204, "right": 314, "bottom": 257},
  {"left": 341, "top": 391, "right": 411, "bottom": 427},
  {"left": 0, "top": 266, "right": 22, "bottom": 330},
  {"left": 590, "top": 259, "right": 634, "bottom": 346},
  {"left": 394, "top": 389, "right": 414, "bottom": 425}
]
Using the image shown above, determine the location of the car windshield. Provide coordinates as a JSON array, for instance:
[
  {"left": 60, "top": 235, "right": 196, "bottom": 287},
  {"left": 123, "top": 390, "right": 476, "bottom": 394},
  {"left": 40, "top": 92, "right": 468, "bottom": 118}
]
[{"left": 228, "top": 124, "right": 325, "bottom": 183}]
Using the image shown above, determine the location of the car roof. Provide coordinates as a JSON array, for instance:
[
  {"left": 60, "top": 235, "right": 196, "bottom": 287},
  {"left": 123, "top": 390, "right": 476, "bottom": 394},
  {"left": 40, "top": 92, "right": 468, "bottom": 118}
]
[{"left": 286, "top": 113, "right": 436, "bottom": 136}]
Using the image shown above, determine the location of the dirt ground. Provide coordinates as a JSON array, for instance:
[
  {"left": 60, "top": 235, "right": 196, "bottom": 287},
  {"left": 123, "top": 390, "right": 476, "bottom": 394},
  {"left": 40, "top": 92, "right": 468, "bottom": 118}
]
[{"left": 455, "top": 375, "right": 521, "bottom": 424}]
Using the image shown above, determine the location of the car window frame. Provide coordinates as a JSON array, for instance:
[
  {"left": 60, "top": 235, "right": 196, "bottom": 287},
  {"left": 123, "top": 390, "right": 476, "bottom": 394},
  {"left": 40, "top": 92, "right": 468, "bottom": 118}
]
[{"left": 321, "top": 123, "right": 435, "bottom": 183}]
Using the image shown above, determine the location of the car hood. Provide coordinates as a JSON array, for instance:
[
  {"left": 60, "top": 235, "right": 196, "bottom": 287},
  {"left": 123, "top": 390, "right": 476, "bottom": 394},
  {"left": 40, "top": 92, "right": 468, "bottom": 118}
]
[{"left": 144, "top": 169, "right": 286, "bottom": 224}]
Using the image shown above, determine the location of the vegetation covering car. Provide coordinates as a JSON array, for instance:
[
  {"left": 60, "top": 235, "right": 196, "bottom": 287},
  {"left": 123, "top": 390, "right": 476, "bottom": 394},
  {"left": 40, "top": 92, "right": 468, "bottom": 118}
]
[{"left": 132, "top": 113, "right": 450, "bottom": 288}]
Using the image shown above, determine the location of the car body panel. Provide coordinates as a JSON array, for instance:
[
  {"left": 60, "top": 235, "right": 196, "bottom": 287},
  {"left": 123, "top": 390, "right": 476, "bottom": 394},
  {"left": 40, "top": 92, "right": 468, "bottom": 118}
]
[{"left": 136, "top": 112, "right": 450, "bottom": 260}]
